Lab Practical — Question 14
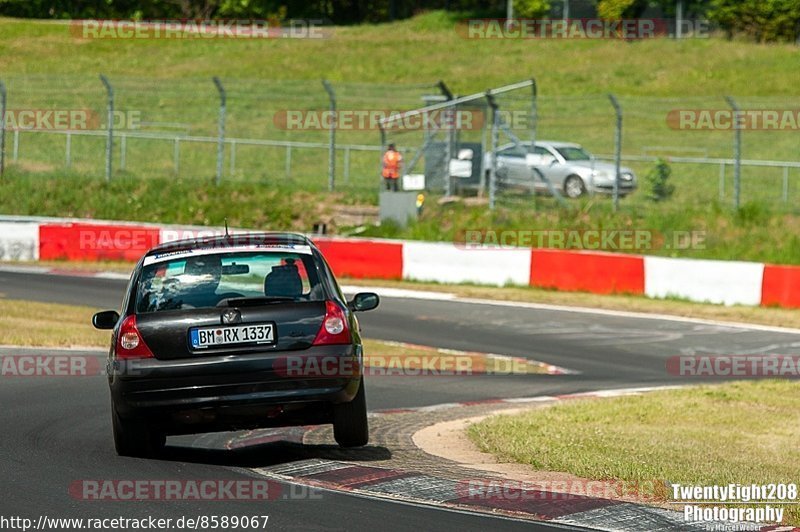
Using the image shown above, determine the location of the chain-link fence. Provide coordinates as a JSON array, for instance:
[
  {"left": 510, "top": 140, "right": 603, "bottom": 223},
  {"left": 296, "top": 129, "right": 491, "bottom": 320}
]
[
  {"left": 1, "top": 74, "right": 798, "bottom": 210},
  {"left": 0, "top": 75, "right": 438, "bottom": 195}
]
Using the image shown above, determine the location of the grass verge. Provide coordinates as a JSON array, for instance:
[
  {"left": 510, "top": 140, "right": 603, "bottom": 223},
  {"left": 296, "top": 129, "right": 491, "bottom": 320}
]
[
  {"left": 0, "top": 298, "right": 109, "bottom": 347},
  {"left": 1, "top": 297, "right": 543, "bottom": 376},
  {"left": 467, "top": 380, "right": 800, "bottom": 525}
]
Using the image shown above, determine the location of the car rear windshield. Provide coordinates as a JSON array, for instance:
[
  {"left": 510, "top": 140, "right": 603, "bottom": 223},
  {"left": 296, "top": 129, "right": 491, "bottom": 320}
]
[{"left": 135, "top": 250, "right": 324, "bottom": 313}]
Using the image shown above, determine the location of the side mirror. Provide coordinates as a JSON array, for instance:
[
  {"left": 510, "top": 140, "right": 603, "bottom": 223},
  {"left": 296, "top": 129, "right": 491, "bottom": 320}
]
[
  {"left": 92, "top": 310, "right": 120, "bottom": 330},
  {"left": 349, "top": 292, "right": 380, "bottom": 312}
]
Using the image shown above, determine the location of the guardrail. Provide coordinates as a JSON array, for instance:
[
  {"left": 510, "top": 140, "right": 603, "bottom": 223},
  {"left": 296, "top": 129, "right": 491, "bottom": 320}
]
[{"left": 9, "top": 128, "right": 415, "bottom": 184}]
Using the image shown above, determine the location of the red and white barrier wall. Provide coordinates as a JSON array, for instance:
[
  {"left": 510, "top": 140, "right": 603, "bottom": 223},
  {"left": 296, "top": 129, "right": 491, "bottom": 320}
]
[{"left": 1, "top": 217, "right": 799, "bottom": 309}]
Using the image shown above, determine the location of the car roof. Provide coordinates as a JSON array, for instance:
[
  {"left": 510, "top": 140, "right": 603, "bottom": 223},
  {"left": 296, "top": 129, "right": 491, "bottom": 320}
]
[
  {"left": 500, "top": 140, "right": 583, "bottom": 149},
  {"left": 146, "top": 231, "right": 314, "bottom": 257}
]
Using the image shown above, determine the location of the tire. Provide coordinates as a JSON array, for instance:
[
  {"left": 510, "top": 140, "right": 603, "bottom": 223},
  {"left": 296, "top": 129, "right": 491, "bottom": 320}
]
[
  {"left": 112, "top": 405, "right": 165, "bottom": 458},
  {"left": 333, "top": 378, "right": 369, "bottom": 448},
  {"left": 564, "top": 175, "right": 586, "bottom": 199}
]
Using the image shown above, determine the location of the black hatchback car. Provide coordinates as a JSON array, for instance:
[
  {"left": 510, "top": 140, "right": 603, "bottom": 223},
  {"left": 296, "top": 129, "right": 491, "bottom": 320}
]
[{"left": 92, "top": 232, "right": 379, "bottom": 457}]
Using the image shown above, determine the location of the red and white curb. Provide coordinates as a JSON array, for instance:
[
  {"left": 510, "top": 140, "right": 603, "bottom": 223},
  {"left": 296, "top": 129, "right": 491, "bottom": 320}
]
[
  {"left": 3, "top": 214, "right": 800, "bottom": 309},
  {"left": 5, "top": 265, "right": 800, "bottom": 337},
  {"left": 237, "top": 387, "right": 791, "bottom": 531}
]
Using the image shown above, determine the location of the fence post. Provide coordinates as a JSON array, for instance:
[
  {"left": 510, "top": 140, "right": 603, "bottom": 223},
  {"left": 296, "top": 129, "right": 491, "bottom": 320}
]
[
  {"left": 608, "top": 94, "right": 623, "bottom": 212},
  {"left": 529, "top": 78, "right": 538, "bottom": 210},
  {"left": 322, "top": 80, "right": 336, "bottom": 191},
  {"left": 719, "top": 162, "right": 726, "bottom": 202},
  {"left": 65, "top": 132, "right": 71, "bottom": 169},
  {"left": 444, "top": 106, "right": 454, "bottom": 195},
  {"left": 13, "top": 130, "right": 18, "bottom": 161},
  {"left": 725, "top": 96, "right": 742, "bottom": 210},
  {"left": 529, "top": 78, "right": 537, "bottom": 152},
  {"left": 0, "top": 80, "right": 6, "bottom": 177},
  {"left": 99, "top": 74, "right": 114, "bottom": 181},
  {"left": 285, "top": 145, "right": 292, "bottom": 179},
  {"left": 213, "top": 77, "right": 226, "bottom": 185},
  {"left": 378, "top": 125, "right": 387, "bottom": 191},
  {"left": 487, "top": 92, "right": 499, "bottom": 211}
]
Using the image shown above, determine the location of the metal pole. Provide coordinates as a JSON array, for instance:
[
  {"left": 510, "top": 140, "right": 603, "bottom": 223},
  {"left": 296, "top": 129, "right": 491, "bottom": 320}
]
[
  {"left": 529, "top": 78, "right": 537, "bottom": 152},
  {"left": 99, "top": 74, "right": 114, "bottom": 181},
  {"left": 65, "top": 132, "right": 71, "bottom": 169},
  {"left": 444, "top": 106, "right": 454, "bottom": 195},
  {"left": 487, "top": 93, "right": 499, "bottom": 211},
  {"left": 563, "top": 0, "right": 570, "bottom": 20},
  {"left": 0, "top": 80, "right": 6, "bottom": 177},
  {"left": 719, "top": 162, "right": 725, "bottom": 202},
  {"left": 213, "top": 77, "right": 226, "bottom": 185},
  {"left": 725, "top": 96, "right": 741, "bottom": 209},
  {"left": 378, "top": 125, "right": 387, "bottom": 191},
  {"left": 322, "top": 80, "right": 336, "bottom": 191},
  {"left": 437, "top": 80, "right": 454, "bottom": 101},
  {"left": 12, "top": 130, "right": 18, "bottom": 161},
  {"left": 608, "top": 94, "right": 623, "bottom": 212},
  {"left": 676, "top": 0, "right": 684, "bottom": 38},
  {"left": 529, "top": 78, "right": 538, "bottom": 211},
  {"left": 479, "top": 103, "right": 488, "bottom": 197}
]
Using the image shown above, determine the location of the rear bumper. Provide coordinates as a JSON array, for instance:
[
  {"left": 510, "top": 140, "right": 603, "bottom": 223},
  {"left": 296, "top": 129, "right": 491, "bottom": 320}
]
[{"left": 109, "top": 345, "right": 362, "bottom": 427}]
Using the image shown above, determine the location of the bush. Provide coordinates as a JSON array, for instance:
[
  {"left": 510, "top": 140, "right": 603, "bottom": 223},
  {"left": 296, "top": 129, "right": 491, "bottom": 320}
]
[
  {"left": 514, "top": 0, "right": 551, "bottom": 18},
  {"left": 645, "top": 158, "right": 675, "bottom": 202},
  {"left": 708, "top": 0, "right": 800, "bottom": 43},
  {"left": 597, "top": 0, "right": 648, "bottom": 19}
]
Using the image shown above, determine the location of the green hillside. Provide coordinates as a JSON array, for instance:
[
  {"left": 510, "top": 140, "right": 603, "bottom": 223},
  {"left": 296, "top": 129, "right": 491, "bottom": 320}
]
[{"left": 1, "top": 12, "right": 799, "bottom": 265}]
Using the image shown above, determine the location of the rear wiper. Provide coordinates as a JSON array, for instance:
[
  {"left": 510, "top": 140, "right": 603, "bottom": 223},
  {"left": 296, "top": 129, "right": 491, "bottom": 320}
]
[{"left": 217, "top": 296, "right": 295, "bottom": 307}]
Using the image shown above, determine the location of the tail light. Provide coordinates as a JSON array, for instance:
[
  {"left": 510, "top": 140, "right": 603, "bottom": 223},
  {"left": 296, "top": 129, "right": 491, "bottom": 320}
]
[
  {"left": 312, "top": 300, "right": 352, "bottom": 345},
  {"left": 115, "top": 315, "right": 154, "bottom": 359}
]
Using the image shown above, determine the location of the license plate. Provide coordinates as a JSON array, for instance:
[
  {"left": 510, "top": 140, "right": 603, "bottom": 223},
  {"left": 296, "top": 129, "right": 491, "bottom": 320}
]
[{"left": 190, "top": 323, "right": 275, "bottom": 349}]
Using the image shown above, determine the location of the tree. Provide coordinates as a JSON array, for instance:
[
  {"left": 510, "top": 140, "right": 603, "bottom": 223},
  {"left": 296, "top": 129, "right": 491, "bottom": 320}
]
[
  {"left": 515, "top": 0, "right": 551, "bottom": 18},
  {"left": 707, "top": 0, "right": 800, "bottom": 42}
]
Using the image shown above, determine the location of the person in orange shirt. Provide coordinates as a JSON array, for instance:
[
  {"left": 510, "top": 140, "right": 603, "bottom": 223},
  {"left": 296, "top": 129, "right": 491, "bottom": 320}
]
[{"left": 382, "top": 143, "right": 403, "bottom": 192}]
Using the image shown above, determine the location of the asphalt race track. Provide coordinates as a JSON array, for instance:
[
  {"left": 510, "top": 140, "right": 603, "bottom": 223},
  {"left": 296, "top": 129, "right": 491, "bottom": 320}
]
[{"left": 3, "top": 268, "right": 800, "bottom": 531}]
